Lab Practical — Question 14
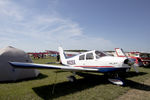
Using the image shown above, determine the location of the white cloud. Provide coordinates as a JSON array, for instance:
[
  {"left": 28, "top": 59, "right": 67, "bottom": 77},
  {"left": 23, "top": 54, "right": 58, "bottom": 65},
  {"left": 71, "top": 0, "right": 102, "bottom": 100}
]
[
  {"left": 0, "top": 0, "right": 23, "bottom": 20},
  {"left": 60, "top": 36, "right": 115, "bottom": 50},
  {"left": 0, "top": 0, "right": 115, "bottom": 51}
]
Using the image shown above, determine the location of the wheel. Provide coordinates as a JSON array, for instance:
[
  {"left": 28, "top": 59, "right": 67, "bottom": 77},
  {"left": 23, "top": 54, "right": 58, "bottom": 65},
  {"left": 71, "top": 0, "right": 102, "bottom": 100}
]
[{"left": 67, "top": 76, "right": 76, "bottom": 82}]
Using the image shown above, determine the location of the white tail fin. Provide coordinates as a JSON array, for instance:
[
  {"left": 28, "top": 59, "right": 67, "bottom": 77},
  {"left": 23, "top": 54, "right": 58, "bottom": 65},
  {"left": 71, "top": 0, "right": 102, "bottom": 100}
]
[
  {"left": 58, "top": 47, "right": 67, "bottom": 64},
  {"left": 115, "top": 48, "right": 126, "bottom": 57}
]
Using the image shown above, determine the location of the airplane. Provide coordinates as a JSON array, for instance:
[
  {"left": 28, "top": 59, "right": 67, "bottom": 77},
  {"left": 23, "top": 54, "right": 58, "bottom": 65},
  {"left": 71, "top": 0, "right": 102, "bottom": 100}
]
[{"left": 9, "top": 47, "right": 139, "bottom": 85}]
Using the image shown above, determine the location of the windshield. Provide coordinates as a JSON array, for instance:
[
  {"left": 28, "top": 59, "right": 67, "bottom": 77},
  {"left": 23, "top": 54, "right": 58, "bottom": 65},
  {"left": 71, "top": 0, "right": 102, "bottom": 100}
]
[{"left": 95, "top": 51, "right": 107, "bottom": 59}]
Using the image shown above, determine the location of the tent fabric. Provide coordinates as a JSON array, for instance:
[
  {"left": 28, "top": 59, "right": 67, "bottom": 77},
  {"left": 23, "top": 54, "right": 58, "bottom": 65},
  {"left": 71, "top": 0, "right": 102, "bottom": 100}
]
[{"left": 0, "top": 46, "right": 39, "bottom": 81}]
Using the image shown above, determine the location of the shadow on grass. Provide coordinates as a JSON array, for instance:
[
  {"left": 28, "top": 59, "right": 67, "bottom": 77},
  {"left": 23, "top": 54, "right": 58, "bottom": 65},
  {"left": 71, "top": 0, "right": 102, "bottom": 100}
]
[
  {"left": 0, "top": 73, "right": 48, "bottom": 83},
  {"left": 54, "top": 70, "right": 68, "bottom": 73},
  {"left": 32, "top": 72, "right": 149, "bottom": 100},
  {"left": 124, "top": 79, "right": 150, "bottom": 91},
  {"left": 142, "top": 65, "right": 150, "bottom": 69},
  {"left": 35, "top": 73, "right": 48, "bottom": 80},
  {"left": 122, "top": 71, "right": 150, "bottom": 91},
  {"left": 33, "top": 74, "right": 108, "bottom": 100},
  {"left": 120, "top": 71, "right": 147, "bottom": 79},
  {"left": 78, "top": 72, "right": 150, "bottom": 91}
]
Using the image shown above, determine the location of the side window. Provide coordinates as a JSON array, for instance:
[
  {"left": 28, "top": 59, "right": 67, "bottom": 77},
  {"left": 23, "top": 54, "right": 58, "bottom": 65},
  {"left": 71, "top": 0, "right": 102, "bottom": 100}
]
[
  {"left": 86, "top": 53, "right": 94, "bottom": 60},
  {"left": 79, "top": 55, "right": 85, "bottom": 60}
]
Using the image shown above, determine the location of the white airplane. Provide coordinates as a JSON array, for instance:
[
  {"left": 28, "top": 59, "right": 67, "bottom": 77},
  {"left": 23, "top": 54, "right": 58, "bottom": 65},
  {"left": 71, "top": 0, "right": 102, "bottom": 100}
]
[{"left": 9, "top": 47, "right": 138, "bottom": 85}]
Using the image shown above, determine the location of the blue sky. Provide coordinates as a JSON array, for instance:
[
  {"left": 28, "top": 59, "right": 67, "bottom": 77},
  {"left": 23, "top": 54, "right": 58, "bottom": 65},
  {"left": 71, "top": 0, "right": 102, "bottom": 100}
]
[{"left": 0, "top": 0, "right": 150, "bottom": 52}]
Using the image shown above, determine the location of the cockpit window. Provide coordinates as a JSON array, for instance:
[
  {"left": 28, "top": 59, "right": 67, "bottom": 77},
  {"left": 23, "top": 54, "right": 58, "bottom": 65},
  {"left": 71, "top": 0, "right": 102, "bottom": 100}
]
[
  {"left": 79, "top": 54, "right": 85, "bottom": 60},
  {"left": 86, "top": 53, "right": 94, "bottom": 60},
  {"left": 95, "top": 51, "right": 107, "bottom": 59}
]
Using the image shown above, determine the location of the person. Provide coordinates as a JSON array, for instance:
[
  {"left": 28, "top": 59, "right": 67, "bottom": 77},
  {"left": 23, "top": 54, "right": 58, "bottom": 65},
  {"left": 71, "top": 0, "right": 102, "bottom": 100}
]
[{"left": 57, "top": 54, "right": 60, "bottom": 62}]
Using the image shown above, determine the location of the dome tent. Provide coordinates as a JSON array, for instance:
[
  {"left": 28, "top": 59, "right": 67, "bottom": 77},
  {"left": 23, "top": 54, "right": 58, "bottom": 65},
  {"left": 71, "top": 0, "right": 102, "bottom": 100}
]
[{"left": 0, "top": 46, "right": 39, "bottom": 81}]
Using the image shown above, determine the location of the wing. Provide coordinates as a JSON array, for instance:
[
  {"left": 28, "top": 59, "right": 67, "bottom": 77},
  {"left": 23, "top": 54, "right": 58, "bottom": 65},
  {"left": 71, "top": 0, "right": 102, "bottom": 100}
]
[{"left": 9, "top": 62, "right": 98, "bottom": 72}]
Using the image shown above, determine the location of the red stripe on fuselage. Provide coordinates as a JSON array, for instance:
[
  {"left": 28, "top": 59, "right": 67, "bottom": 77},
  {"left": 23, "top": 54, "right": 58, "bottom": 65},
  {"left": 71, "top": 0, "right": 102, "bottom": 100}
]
[{"left": 74, "top": 66, "right": 114, "bottom": 68}]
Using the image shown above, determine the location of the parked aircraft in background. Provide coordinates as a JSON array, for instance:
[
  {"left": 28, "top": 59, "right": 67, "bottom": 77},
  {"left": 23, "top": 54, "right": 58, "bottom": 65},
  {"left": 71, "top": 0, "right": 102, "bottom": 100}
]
[
  {"left": 9, "top": 47, "right": 139, "bottom": 85},
  {"left": 115, "top": 48, "right": 144, "bottom": 67},
  {"left": 128, "top": 52, "right": 150, "bottom": 66}
]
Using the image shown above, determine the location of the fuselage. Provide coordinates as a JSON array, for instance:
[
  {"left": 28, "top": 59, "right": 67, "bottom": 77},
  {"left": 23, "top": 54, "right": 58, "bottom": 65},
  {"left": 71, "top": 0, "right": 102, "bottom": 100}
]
[{"left": 61, "top": 50, "right": 131, "bottom": 73}]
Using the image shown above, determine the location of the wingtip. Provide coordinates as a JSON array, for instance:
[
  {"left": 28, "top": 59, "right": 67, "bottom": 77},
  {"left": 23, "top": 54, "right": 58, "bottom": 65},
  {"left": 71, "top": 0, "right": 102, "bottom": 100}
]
[
  {"left": 8, "top": 61, "right": 16, "bottom": 67},
  {"left": 8, "top": 61, "right": 12, "bottom": 65}
]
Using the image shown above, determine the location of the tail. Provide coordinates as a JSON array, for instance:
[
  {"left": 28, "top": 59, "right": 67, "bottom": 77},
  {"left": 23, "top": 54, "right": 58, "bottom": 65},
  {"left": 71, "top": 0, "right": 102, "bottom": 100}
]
[{"left": 58, "top": 47, "right": 67, "bottom": 65}]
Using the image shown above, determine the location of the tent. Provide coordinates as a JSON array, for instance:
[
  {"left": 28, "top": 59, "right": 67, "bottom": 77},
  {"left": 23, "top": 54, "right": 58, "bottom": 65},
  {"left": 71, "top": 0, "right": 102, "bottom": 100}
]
[{"left": 0, "top": 46, "right": 39, "bottom": 81}]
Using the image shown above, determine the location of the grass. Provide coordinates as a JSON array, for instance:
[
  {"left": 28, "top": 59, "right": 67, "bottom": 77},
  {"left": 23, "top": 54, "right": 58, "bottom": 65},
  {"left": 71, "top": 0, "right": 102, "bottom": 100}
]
[{"left": 0, "top": 57, "right": 150, "bottom": 100}]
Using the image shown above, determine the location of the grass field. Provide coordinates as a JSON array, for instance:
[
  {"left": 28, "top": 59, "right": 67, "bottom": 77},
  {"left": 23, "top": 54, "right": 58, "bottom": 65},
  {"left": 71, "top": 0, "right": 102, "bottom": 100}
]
[{"left": 0, "top": 57, "right": 150, "bottom": 100}]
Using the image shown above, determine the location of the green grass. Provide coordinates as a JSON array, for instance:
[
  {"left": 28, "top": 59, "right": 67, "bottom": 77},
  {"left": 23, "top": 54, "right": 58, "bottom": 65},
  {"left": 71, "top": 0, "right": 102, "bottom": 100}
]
[{"left": 0, "top": 58, "right": 150, "bottom": 100}]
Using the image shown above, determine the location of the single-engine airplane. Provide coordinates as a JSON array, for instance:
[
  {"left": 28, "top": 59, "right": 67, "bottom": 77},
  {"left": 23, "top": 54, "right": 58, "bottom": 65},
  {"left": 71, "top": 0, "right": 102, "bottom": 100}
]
[{"left": 9, "top": 47, "right": 138, "bottom": 85}]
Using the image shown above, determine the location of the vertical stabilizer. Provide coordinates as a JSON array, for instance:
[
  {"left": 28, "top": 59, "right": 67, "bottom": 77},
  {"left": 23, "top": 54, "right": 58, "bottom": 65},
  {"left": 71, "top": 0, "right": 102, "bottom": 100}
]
[{"left": 58, "top": 47, "right": 67, "bottom": 64}]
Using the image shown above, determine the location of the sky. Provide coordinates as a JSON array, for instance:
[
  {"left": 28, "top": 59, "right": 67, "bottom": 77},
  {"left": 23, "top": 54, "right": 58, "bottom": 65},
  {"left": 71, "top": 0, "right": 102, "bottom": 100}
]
[{"left": 0, "top": 0, "right": 150, "bottom": 52}]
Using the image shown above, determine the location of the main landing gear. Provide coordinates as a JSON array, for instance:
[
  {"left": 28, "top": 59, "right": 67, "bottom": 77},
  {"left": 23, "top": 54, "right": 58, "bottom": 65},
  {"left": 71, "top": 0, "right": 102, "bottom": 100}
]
[
  {"left": 67, "top": 72, "right": 76, "bottom": 82},
  {"left": 67, "top": 76, "right": 76, "bottom": 82}
]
